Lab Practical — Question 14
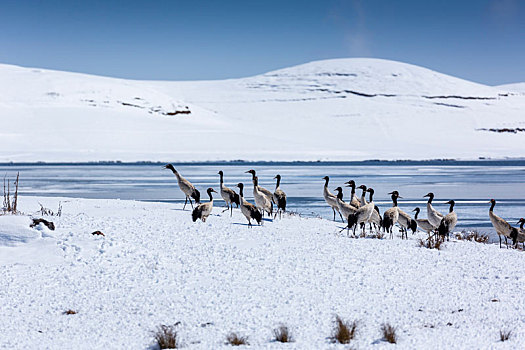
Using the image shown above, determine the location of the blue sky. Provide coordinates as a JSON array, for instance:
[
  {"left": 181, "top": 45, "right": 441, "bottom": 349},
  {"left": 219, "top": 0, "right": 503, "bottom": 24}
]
[{"left": 0, "top": 0, "right": 523, "bottom": 85}]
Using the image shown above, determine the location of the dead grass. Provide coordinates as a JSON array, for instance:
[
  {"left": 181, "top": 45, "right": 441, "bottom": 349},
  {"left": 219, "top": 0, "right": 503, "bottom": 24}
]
[
  {"left": 2, "top": 173, "right": 19, "bottom": 215},
  {"left": 456, "top": 230, "right": 490, "bottom": 244},
  {"left": 273, "top": 324, "right": 293, "bottom": 343},
  {"left": 418, "top": 235, "right": 443, "bottom": 250},
  {"left": 38, "top": 201, "right": 62, "bottom": 217},
  {"left": 381, "top": 323, "right": 397, "bottom": 344},
  {"left": 500, "top": 329, "right": 512, "bottom": 342},
  {"left": 154, "top": 324, "right": 180, "bottom": 349},
  {"left": 226, "top": 332, "right": 249, "bottom": 346},
  {"left": 331, "top": 315, "right": 357, "bottom": 344},
  {"left": 63, "top": 309, "right": 77, "bottom": 315},
  {"left": 370, "top": 231, "right": 385, "bottom": 239}
]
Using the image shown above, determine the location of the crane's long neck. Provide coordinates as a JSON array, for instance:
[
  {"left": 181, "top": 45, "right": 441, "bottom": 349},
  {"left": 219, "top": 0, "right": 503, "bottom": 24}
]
[
  {"left": 350, "top": 184, "right": 356, "bottom": 197},
  {"left": 414, "top": 209, "right": 419, "bottom": 220},
  {"left": 239, "top": 186, "right": 244, "bottom": 199},
  {"left": 449, "top": 202, "right": 455, "bottom": 212},
  {"left": 489, "top": 201, "right": 495, "bottom": 212},
  {"left": 427, "top": 194, "right": 434, "bottom": 204},
  {"left": 336, "top": 190, "right": 343, "bottom": 201},
  {"left": 324, "top": 178, "right": 329, "bottom": 187},
  {"left": 392, "top": 195, "right": 398, "bottom": 207},
  {"left": 219, "top": 173, "right": 224, "bottom": 185},
  {"left": 208, "top": 190, "right": 214, "bottom": 201},
  {"left": 368, "top": 191, "right": 374, "bottom": 202},
  {"left": 275, "top": 177, "right": 281, "bottom": 189},
  {"left": 520, "top": 221, "right": 524, "bottom": 229}
]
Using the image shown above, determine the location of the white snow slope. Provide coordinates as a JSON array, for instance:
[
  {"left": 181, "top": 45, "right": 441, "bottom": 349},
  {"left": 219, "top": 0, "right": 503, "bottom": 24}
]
[
  {"left": 1, "top": 58, "right": 525, "bottom": 162},
  {"left": 1, "top": 196, "right": 524, "bottom": 349}
]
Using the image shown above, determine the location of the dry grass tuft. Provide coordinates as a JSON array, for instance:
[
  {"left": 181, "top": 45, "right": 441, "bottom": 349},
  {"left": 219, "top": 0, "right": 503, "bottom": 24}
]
[
  {"left": 63, "top": 309, "right": 77, "bottom": 315},
  {"left": 273, "top": 324, "right": 293, "bottom": 343},
  {"left": 500, "top": 329, "right": 512, "bottom": 342},
  {"left": 457, "top": 230, "right": 490, "bottom": 244},
  {"left": 331, "top": 315, "right": 357, "bottom": 344},
  {"left": 381, "top": 323, "right": 397, "bottom": 344},
  {"left": 2, "top": 173, "right": 19, "bottom": 215},
  {"left": 154, "top": 324, "right": 180, "bottom": 349},
  {"left": 370, "top": 231, "right": 385, "bottom": 239},
  {"left": 418, "top": 235, "right": 443, "bottom": 250},
  {"left": 226, "top": 332, "right": 249, "bottom": 346}
]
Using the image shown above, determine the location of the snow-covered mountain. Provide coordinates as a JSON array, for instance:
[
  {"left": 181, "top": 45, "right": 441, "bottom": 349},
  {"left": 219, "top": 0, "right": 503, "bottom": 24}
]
[{"left": 1, "top": 58, "right": 524, "bottom": 162}]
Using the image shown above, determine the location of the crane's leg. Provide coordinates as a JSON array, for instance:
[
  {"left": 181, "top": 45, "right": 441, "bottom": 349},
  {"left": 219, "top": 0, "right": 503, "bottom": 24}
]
[
  {"left": 188, "top": 196, "right": 194, "bottom": 209},
  {"left": 499, "top": 235, "right": 501, "bottom": 248},
  {"left": 339, "top": 211, "right": 344, "bottom": 223},
  {"left": 332, "top": 208, "right": 336, "bottom": 221},
  {"left": 505, "top": 237, "right": 508, "bottom": 248},
  {"left": 183, "top": 196, "right": 188, "bottom": 210},
  {"left": 230, "top": 205, "right": 233, "bottom": 217}
]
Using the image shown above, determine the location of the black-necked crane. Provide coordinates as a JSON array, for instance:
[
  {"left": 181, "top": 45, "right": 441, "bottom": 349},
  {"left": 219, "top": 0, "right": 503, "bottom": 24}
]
[
  {"left": 192, "top": 188, "right": 217, "bottom": 222},
  {"left": 236, "top": 183, "right": 262, "bottom": 227},
  {"left": 382, "top": 191, "right": 401, "bottom": 239},
  {"left": 273, "top": 174, "right": 287, "bottom": 219},
  {"left": 246, "top": 169, "right": 274, "bottom": 216},
  {"left": 346, "top": 186, "right": 375, "bottom": 236},
  {"left": 253, "top": 176, "right": 273, "bottom": 218},
  {"left": 246, "top": 169, "right": 274, "bottom": 200},
  {"left": 334, "top": 186, "right": 358, "bottom": 222},
  {"left": 424, "top": 192, "right": 444, "bottom": 229},
  {"left": 323, "top": 176, "right": 344, "bottom": 222},
  {"left": 413, "top": 207, "right": 434, "bottom": 235},
  {"left": 344, "top": 180, "right": 361, "bottom": 208},
  {"left": 397, "top": 206, "right": 417, "bottom": 239},
  {"left": 488, "top": 199, "right": 518, "bottom": 248},
  {"left": 437, "top": 200, "right": 458, "bottom": 241},
  {"left": 164, "top": 164, "right": 201, "bottom": 210},
  {"left": 218, "top": 170, "right": 240, "bottom": 216},
  {"left": 516, "top": 218, "right": 525, "bottom": 249}
]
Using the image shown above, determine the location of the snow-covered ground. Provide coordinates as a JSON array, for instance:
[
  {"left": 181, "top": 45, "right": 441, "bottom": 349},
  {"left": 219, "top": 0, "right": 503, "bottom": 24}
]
[
  {"left": 1, "top": 58, "right": 525, "bottom": 162},
  {"left": 1, "top": 196, "right": 523, "bottom": 349}
]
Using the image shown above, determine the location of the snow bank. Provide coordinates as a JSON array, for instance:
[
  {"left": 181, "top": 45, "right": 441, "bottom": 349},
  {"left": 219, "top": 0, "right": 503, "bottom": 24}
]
[{"left": 1, "top": 196, "right": 523, "bottom": 349}]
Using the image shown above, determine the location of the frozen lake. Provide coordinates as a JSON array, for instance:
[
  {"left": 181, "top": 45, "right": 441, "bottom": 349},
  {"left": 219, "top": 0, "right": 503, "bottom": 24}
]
[{"left": 2, "top": 161, "right": 525, "bottom": 234}]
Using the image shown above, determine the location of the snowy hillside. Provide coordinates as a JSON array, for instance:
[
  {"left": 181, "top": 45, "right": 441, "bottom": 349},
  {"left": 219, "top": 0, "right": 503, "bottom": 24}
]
[
  {"left": 1, "top": 196, "right": 524, "bottom": 349},
  {"left": 497, "top": 82, "right": 525, "bottom": 93},
  {"left": 1, "top": 58, "right": 525, "bottom": 162}
]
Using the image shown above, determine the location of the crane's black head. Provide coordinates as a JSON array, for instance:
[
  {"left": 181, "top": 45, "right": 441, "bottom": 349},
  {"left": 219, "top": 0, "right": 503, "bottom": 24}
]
[
  {"left": 323, "top": 176, "right": 329, "bottom": 181},
  {"left": 389, "top": 190, "right": 400, "bottom": 197},
  {"left": 245, "top": 169, "right": 256, "bottom": 175},
  {"left": 344, "top": 180, "right": 356, "bottom": 187},
  {"left": 358, "top": 184, "right": 367, "bottom": 190},
  {"left": 218, "top": 170, "right": 224, "bottom": 176},
  {"left": 423, "top": 192, "right": 434, "bottom": 198},
  {"left": 517, "top": 218, "right": 525, "bottom": 224},
  {"left": 334, "top": 186, "right": 343, "bottom": 193},
  {"left": 366, "top": 187, "right": 374, "bottom": 194},
  {"left": 207, "top": 187, "right": 217, "bottom": 195},
  {"left": 164, "top": 164, "right": 175, "bottom": 171},
  {"left": 413, "top": 207, "right": 420, "bottom": 213},
  {"left": 274, "top": 174, "right": 281, "bottom": 180},
  {"left": 447, "top": 200, "right": 455, "bottom": 205},
  {"left": 490, "top": 198, "right": 496, "bottom": 204},
  {"left": 236, "top": 183, "right": 244, "bottom": 189}
]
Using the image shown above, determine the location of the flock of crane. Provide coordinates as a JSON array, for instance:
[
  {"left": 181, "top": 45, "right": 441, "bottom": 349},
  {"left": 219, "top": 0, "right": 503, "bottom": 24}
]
[{"left": 164, "top": 165, "right": 525, "bottom": 249}]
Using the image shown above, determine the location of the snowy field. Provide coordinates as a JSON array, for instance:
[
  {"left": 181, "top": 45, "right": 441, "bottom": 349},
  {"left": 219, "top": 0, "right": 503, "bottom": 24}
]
[
  {"left": 1, "top": 58, "right": 525, "bottom": 162},
  {"left": 1, "top": 196, "right": 524, "bottom": 349}
]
